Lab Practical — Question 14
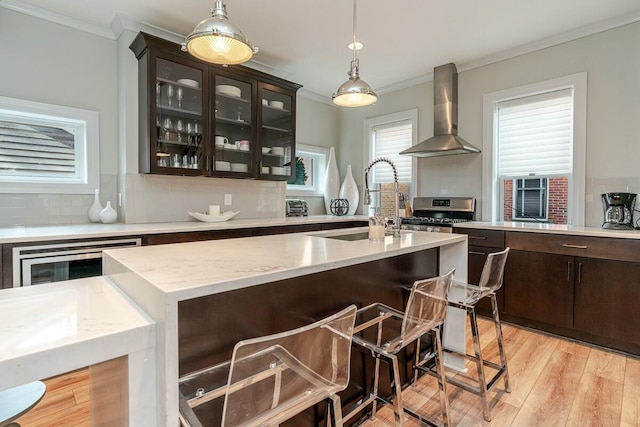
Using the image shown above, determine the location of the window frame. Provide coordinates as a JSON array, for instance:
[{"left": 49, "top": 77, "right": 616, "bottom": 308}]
[
  {"left": 0, "top": 96, "right": 99, "bottom": 194},
  {"left": 511, "top": 176, "right": 550, "bottom": 221},
  {"left": 363, "top": 108, "right": 418, "bottom": 199},
  {"left": 482, "top": 73, "right": 587, "bottom": 225},
  {"left": 286, "top": 143, "right": 329, "bottom": 197}
]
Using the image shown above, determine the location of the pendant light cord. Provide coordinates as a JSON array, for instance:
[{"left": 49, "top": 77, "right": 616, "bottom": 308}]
[{"left": 352, "top": 0, "right": 357, "bottom": 63}]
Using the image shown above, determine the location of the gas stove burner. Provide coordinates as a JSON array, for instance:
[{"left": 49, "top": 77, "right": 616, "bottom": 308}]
[{"left": 401, "top": 197, "right": 476, "bottom": 232}]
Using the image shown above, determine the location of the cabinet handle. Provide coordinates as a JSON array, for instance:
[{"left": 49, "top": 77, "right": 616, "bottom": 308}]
[
  {"left": 567, "top": 261, "right": 571, "bottom": 282},
  {"left": 469, "top": 250, "right": 486, "bottom": 256},
  {"left": 577, "top": 262, "right": 583, "bottom": 284},
  {"left": 562, "top": 244, "right": 587, "bottom": 249},
  {"left": 469, "top": 236, "right": 487, "bottom": 240}
]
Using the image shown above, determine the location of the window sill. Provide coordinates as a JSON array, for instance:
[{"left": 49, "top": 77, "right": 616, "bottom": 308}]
[{"left": 286, "top": 187, "right": 324, "bottom": 197}]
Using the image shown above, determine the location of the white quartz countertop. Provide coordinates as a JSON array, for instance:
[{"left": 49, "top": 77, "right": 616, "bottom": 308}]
[
  {"left": 455, "top": 221, "right": 640, "bottom": 239},
  {"left": 0, "top": 215, "right": 367, "bottom": 244},
  {"left": 0, "top": 277, "right": 155, "bottom": 390},
  {"left": 103, "top": 228, "right": 467, "bottom": 302}
]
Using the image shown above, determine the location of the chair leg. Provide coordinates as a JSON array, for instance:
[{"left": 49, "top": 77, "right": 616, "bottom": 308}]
[
  {"left": 388, "top": 355, "right": 405, "bottom": 427},
  {"left": 491, "top": 294, "right": 511, "bottom": 393},
  {"left": 325, "top": 394, "right": 344, "bottom": 427},
  {"left": 433, "top": 328, "right": 450, "bottom": 427},
  {"left": 469, "top": 307, "right": 491, "bottom": 422},
  {"left": 413, "top": 336, "right": 421, "bottom": 384}
]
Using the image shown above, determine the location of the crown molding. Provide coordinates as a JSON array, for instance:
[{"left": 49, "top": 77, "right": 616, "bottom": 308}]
[
  {"left": 458, "top": 10, "right": 640, "bottom": 73},
  {"left": 0, "top": 0, "right": 115, "bottom": 39},
  {"left": 4, "top": 0, "right": 640, "bottom": 104}
]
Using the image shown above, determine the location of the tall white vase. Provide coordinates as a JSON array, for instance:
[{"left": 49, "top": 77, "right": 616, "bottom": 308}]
[
  {"left": 339, "top": 164, "right": 359, "bottom": 215},
  {"left": 88, "top": 189, "right": 103, "bottom": 223},
  {"left": 323, "top": 147, "right": 340, "bottom": 214}
]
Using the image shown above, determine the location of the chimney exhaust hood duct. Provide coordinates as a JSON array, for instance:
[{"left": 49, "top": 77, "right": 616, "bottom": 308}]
[{"left": 400, "top": 63, "right": 481, "bottom": 157}]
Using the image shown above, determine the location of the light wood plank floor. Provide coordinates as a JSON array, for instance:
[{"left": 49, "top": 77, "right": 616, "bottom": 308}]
[
  {"left": 362, "top": 318, "right": 640, "bottom": 427},
  {"left": 14, "top": 318, "right": 640, "bottom": 426}
]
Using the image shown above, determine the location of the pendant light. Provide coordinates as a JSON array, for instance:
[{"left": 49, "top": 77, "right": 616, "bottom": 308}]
[
  {"left": 332, "top": 0, "right": 377, "bottom": 107},
  {"left": 182, "top": 0, "right": 258, "bottom": 65}
]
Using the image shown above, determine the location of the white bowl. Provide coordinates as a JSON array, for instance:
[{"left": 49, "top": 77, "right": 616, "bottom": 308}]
[
  {"left": 270, "top": 100, "right": 284, "bottom": 109},
  {"left": 262, "top": 147, "right": 271, "bottom": 154},
  {"left": 188, "top": 211, "right": 239, "bottom": 222},
  {"left": 271, "top": 166, "right": 285, "bottom": 175},
  {"left": 177, "top": 78, "right": 199, "bottom": 88},
  {"left": 262, "top": 166, "right": 270, "bottom": 174},
  {"left": 272, "top": 147, "right": 285, "bottom": 156},
  {"left": 216, "top": 85, "right": 241, "bottom": 97}
]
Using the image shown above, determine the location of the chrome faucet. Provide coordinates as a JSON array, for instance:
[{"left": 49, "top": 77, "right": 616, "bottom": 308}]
[{"left": 364, "top": 157, "right": 401, "bottom": 237}]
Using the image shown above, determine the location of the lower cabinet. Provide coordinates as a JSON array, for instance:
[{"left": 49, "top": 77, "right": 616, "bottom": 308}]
[
  {"left": 503, "top": 230, "right": 640, "bottom": 355},
  {"left": 504, "top": 250, "right": 574, "bottom": 329},
  {"left": 454, "top": 228, "right": 506, "bottom": 317},
  {"left": 573, "top": 257, "right": 640, "bottom": 348}
]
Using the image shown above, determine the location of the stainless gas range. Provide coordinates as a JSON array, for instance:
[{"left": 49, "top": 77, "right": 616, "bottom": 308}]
[{"left": 401, "top": 197, "right": 476, "bottom": 233}]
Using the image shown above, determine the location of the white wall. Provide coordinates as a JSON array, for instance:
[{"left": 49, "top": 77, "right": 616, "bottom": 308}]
[
  {"left": 339, "top": 20, "right": 640, "bottom": 227},
  {"left": 0, "top": 8, "right": 119, "bottom": 226},
  {"left": 294, "top": 96, "right": 340, "bottom": 214}
]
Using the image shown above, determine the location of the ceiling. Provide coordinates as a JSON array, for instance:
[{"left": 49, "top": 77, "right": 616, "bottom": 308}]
[{"left": 7, "top": 0, "right": 640, "bottom": 99}]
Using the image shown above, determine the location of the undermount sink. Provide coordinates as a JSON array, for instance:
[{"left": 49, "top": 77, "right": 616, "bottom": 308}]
[{"left": 322, "top": 231, "right": 371, "bottom": 241}]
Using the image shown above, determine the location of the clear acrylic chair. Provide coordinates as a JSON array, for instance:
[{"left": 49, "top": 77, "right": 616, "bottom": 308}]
[
  {"left": 433, "top": 247, "right": 510, "bottom": 422},
  {"left": 178, "top": 304, "right": 357, "bottom": 427},
  {"left": 344, "top": 269, "right": 455, "bottom": 427}
]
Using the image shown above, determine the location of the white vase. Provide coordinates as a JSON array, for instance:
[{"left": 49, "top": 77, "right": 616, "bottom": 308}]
[
  {"left": 88, "top": 189, "right": 103, "bottom": 223},
  {"left": 323, "top": 147, "right": 340, "bottom": 214},
  {"left": 99, "top": 201, "right": 117, "bottom": 224},
  {"left": 339, "top": 164, "right": 359, "bottom": 215}
]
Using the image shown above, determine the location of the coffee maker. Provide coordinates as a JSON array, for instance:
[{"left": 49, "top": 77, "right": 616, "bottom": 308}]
[{"left": 601, "top": 192, "right": 637, "bottom": 230}]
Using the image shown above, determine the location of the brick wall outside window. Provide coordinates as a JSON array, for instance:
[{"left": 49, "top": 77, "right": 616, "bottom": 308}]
[{"left": 503, "top": 177, "right": 568, "bottom": 224}]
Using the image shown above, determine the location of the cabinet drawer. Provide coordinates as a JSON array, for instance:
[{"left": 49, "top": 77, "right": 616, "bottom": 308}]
[
  {"left": 505, "top": 231, "right": 640, "bottom": 262},
  {"left": 455, "top": 228, "right": 505, "bottom": 248}
]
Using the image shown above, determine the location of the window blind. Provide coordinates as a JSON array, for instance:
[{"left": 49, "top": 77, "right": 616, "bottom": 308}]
[
  {"left": 0, "top": 120, "right": 76, "bottom": 178},
  {"left": 497, "top": 89, "right": 573, "bottom": 177},
  {"left": 372, "top": 120, "right": 412, "bottom": 184}
]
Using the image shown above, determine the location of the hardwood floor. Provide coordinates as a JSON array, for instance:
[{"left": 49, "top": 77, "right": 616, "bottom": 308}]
[
  {"left": 14, "top": 318, "right": 640, "bottom": 426},
  {"left": 361, "top": 318, "right": 640, "bottom": 427}
]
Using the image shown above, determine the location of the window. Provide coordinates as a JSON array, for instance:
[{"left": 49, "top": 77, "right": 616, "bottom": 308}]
[
  {"left": 0, "top": 96, "right": 99, "bottom": 194},
  {"left": 513, "top": 178, "right": 548, "bottom": 220},
  {"left": 286, "top": 144, "right": 328, "bottom": 196},
  {"left": 482, "top": 74, "right": 587, "bottom": 225},
  {"left": 364, "top": 110, "right": 418, "bottom": 218}
]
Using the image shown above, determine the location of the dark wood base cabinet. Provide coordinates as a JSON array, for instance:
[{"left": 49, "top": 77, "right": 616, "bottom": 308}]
[
  {"left": 502, "top": 231, "right": 640, "bottom": 356},
  {"left": 504, "top": 250, "right": 574, "bottom": 329},
  {"left": 573, "top": 257, "right": 640, "bottom": 349}
]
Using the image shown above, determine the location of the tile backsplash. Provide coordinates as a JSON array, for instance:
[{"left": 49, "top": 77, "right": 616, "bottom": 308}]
[
  {"left": 0, "top": 174, "right": 118, "bottom": 227},
  {"left": 122, "top": 173, "right": 286, "bottom": 223}
]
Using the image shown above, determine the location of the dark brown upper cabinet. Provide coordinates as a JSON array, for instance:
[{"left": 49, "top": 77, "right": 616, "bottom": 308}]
[{"left": 130, "top": 32, "right": 301, "bottom": 180}]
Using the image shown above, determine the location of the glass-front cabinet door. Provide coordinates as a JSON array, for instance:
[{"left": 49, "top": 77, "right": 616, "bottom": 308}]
[
  {"left": 212, "top": 72, "right": 255, "bottom": 176},
  {"left": 258, "top": 84, "right": 295, "bottom": 181},
  {"left": 151, "top": 56, "right": 208, "bottom": 175}
]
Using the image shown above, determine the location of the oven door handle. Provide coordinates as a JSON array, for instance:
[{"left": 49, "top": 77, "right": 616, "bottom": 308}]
[{"left": 19, "top": 252, "right": 103, "bottom": 287}]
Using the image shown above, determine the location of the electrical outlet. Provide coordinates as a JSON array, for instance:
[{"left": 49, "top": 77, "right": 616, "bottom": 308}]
[{"left": 224, "top": 194, "right": 232, "bottom": 205}]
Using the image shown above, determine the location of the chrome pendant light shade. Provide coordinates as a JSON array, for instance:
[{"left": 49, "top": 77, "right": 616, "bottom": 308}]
[
  {"left": 182, "top": 0, "right": 258, "bottom": 65},
  {"left": 332, "top": 0, "right": 377, "bottom": 107}
]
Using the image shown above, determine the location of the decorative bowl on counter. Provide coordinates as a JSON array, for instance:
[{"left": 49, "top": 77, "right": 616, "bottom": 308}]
[{"left": 188, "top": 211, "right": 239, "bottom": 222}]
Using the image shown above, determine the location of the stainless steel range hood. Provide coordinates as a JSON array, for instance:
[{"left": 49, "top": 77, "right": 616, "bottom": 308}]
[{"left": 400, "top": 63, "right": 481, "bottom": 157}]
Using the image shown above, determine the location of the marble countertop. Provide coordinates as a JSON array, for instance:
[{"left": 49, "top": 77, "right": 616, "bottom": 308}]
[
  {"left": 0, "top": 277, "right": 155, "bottom": 391},
  {"left": 104, "top": 228, "right": 467, "bottom": 302},
  {"left": 0, "top": 215, "right": 367, "bottom": 244},
  {"left": 455, "top": 221, "right": 640, "bottom": 239}
]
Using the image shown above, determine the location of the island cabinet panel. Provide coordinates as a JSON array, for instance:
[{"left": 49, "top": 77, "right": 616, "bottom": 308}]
[
  {"left": 455, "top": 228, "right": 506, "bottom": 316},
  {"left": 177, "top": 249, "right": 439, "bottom": 425},
  {"left": 504, "top": 250, "right": 574, "bottom": 329},
  {"left": 574, "top": 257, "right": 640, "bottom": 352}
]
